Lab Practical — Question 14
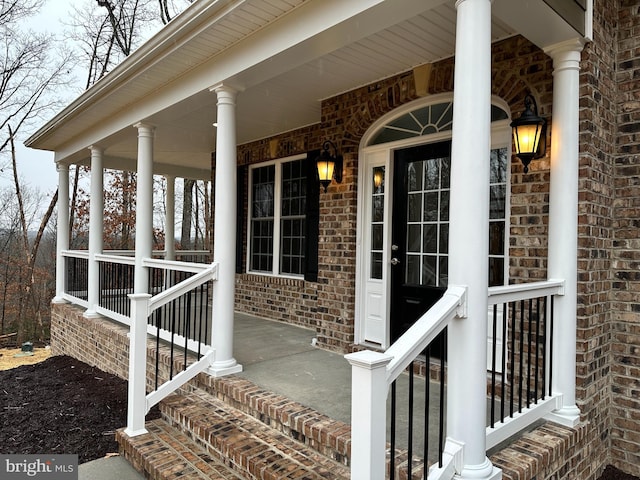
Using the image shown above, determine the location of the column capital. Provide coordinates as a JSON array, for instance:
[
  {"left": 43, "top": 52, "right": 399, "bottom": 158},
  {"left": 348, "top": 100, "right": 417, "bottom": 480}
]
[
  {"left": 56, "top": 162, "right": 69, "bottom": 174},
  {"left": 455, "top": 0, "right": 493, "bottom": 8},
  {"left": 544, "top": 38, "right": 586, "bottom": 63},
  {"left": 88, "top": 145, "right": 104, "bottom": 155},
  {"left": 133, "top": 122, "right": 155, "bottom": 137}
]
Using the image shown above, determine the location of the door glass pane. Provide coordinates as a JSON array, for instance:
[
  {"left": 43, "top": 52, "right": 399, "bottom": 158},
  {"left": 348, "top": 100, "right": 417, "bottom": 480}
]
[
  {"left": 439, "top": 256, "right": 448, "bottom": 287},
  {"left": 422, "top": 255, "right": 437, "bottom": 285},
  {"left": 489, "top": 221, "right": 505, "bottom": 255},
  {"left": 371, "top": 253, "right": 383, "bottom": 280},
  {"left": 423, "top": 224, "right": 437, "bottom": 253},
  {"left": 370, "top": 166, "right": 385, "bottom": 280},
  {"left": 424, "top": 158, "right": 440, "bottom": 190},
  {"left": 423, "top": 192, "right": 439, "bottom": 221},
  {"left": 407, "top": 225, "right": 421, "bottom": 252},
  {"left": 408, "top": 193, "right": 422, "bottom": 222},
  {"left": 406, "top": 255, "right": 420, "bottom": 284}
]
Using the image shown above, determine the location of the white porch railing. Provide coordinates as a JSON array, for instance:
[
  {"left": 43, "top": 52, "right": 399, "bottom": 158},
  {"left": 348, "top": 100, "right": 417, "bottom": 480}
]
[
  {"left": 60, "top": 249, "right": 217, "bottom": 437},
  {"left": 347, "top": 280, "right": 565, "bottom": 480},
  {"left": 125, "top": 262, "right": 218, "bottom": 436}
]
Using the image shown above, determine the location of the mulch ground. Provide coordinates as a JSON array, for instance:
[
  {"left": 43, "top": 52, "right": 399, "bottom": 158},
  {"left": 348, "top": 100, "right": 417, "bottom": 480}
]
[
  {"left": 0, "top": 354, "right": 637, "bottom": 479},
  {"left": 0, "top": 355, "right": 159, "bottom": 463}
]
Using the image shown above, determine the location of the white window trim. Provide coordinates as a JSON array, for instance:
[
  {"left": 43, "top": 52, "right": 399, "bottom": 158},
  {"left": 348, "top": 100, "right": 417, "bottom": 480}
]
[{"left": 246, "top": 153, "right": 307, "bottom": 279}]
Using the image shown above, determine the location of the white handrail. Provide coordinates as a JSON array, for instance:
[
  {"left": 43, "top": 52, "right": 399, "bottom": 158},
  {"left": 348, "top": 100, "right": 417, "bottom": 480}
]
[
  {"left": 62, "top": 249, "right": 89, "bottom": 259},
  {"left": 385, "top": 285, "right": 466, "bottom": 385},
  {"left": 96, "top": 253, "right": 136, "bottom": 265},
  {"left": 143, "top": 257, "right": 212, "bottom": 273},
  {"left": 148, "top": 263, "right": 218, "bottom": 313},
  {"left": 488, "top": 279, "right": 564, "bottom": 305}
]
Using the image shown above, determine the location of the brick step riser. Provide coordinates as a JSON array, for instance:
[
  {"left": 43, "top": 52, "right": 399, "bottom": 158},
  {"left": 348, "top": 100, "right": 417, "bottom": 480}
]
[{"left": 159, "top": 391, "right": 351, "bottom": 480}]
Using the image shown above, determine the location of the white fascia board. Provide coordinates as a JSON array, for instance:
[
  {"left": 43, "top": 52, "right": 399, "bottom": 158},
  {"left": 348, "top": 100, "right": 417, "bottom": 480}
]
[{"left": 31, "top": 0, "right": 444, "bottom": 162}]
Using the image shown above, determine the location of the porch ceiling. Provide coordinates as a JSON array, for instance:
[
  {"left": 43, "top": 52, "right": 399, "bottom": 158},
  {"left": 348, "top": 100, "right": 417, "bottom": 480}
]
[{"left": 25, "top": 0, "right": 586, "bottom": 180}]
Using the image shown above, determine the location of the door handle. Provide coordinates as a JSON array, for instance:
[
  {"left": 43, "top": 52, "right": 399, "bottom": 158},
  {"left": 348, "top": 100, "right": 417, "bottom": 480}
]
[{"left": 390, "top": 258, "right": 400, "bottom": 266}]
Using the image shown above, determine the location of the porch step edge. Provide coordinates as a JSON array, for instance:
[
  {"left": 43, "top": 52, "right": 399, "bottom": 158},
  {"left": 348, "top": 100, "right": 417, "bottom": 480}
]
[
  {"left": 195, "top": 372, "right": 352, "bottom": 465},
  {"left": 116, "top": 418, "right": 245, "bottom": 480},
  {"left": 160, "top": 390, "right": 351, "bottom": 480}
]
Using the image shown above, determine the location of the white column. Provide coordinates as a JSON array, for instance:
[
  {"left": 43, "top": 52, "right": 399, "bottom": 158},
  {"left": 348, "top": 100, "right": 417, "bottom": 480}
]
[
  {"left": 544, "top": 39, "right": 584, "bottom": 427},
  {"left": 447, "top": 1, "right": 500, "bottom": 478},
  {"left": 53, "top": 163, "right": 70, "bottom": 304},
  {"left": 84, "top": 146, "right": 104, "bottom": 318},
  {"left": 165, "top": 175, "right": 176, "bottom": 261},
  {"left": 133, "top": 123, "right": 155, "bottom": 294},
  {"left": 208, "top": 84, "right": 242, "bottom": 376}
]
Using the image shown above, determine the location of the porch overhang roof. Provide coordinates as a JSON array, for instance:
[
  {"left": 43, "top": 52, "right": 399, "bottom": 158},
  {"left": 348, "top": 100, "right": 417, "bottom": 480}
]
[{"left": 25, "top": 0, "right": 590, "bottom": 180}]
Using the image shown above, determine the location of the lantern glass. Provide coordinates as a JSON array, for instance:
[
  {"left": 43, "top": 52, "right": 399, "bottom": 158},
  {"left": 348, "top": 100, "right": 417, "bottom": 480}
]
[
  {"left": 513, "top": 123, "right": 542, "bottom": 156},
  {"left": 317, "top": 158, "right": 335, "bottom": 182}
]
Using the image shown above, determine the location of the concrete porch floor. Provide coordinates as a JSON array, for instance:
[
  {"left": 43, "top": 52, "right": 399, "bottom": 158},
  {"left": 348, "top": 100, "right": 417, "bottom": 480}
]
[{"left": 234, "top": 312, "right": 354, "bottom": 425}]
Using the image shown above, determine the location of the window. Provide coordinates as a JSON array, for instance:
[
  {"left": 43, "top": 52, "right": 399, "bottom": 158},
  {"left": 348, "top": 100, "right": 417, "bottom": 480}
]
[{"left": 249, "top": 156, "right": 307, "bottom": 276}]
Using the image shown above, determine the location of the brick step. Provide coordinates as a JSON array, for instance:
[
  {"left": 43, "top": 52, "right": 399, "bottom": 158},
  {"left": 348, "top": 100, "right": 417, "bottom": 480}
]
[
  {"left": 160, "top": 390, "right": 351, "bottom": 479},
  {"left": 197, "top": 374, "right": 352, "bottom": 465},
  {"left": 116, "top": 418, "right": 245, "bottom": 479}
]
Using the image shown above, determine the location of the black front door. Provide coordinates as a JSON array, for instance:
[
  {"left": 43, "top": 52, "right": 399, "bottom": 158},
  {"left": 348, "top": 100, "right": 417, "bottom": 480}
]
[{"left": 390, "top": 141, "right": 451, "bottom": 342}]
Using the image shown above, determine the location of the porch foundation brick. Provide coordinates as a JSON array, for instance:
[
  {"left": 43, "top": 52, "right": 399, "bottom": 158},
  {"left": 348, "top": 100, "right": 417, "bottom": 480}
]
[{"left": 490, "top": 422, "right": 590, "bottom": 480}]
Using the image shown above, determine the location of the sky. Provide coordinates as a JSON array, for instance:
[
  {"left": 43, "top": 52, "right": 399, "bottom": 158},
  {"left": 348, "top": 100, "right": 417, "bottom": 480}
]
[{"left": 0, "top": 0, "right": 73, "bottom": 196}]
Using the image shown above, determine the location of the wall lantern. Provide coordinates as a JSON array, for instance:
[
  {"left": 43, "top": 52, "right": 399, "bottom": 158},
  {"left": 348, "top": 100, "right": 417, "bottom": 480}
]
[
  {"left": 510, "top": 94, "right": 547, "bottom": 173},
  {"left": 316, "top": 140, "right": 343, "bottom": 192}
]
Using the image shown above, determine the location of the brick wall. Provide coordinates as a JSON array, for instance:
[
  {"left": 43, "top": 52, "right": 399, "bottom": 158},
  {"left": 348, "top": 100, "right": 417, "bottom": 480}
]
[
  {"left": 232, "top": 35, "right": 555, "bottom": 353},
  {"left": 611, "top": 0, "right": 640, "bottom": 474}
]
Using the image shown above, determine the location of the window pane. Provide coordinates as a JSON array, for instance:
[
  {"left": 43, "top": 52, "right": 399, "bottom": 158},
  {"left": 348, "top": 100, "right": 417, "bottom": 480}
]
[
  {"left": 489, "top": 221, "right": 505, "bottom": 256},
  {"left": 250, "top": 219, "right": 273, "bottom": 272},
  {"left": 373, "top": 166, "right": 385, "bottom": 193},
  {"left": 490, "top": 185, "right": 506, "bottom": 219},
  {"left": 252, "top": 166, "right": 275, "bottom": 218},
  {"left": 371, "top": 252, "right": 383, "bottom": 280},
  {"left": 280, "top": 218, "right": 305, "bottom": 275},
  {"left": 490, "top": 147, "right": 508, "bottom": 184},
  {"left": 489, "top": 257, "right": 504, "bottom": 287}
]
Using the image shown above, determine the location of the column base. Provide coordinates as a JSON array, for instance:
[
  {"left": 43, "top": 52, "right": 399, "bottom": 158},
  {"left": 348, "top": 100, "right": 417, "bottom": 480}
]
[
  {"left": 546, "top": 405, "right": 581, "bottom": 427},
  {"left": 455, "top": 458, "right": 502, "bottom": 479},
  {"left": 52, "top": 296, "right": 68, "bottom": 305},
  {"left": 207, "top": 359, "right": 243, "bottom": 377},
  {"left": 83, "top": 310, "right": 101, "bottom": 319}
]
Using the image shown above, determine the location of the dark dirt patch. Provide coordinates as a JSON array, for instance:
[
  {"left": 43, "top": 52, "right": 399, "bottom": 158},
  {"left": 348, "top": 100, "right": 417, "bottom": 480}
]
[
  {"left": 0, "top": 355, "right": 159, "bottom": 463},
  {"left": 600, "top": 466, "right": 640, "bottom": 480}
]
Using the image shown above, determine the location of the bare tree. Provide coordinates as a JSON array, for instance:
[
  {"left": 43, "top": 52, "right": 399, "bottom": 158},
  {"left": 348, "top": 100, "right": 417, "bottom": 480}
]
[{"left": 0, "top": 2, "right": 73, "bottom": 157}]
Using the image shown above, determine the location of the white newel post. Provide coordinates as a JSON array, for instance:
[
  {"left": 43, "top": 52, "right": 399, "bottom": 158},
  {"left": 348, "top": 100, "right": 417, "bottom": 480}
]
[
  {"left": 208, "top": 84, "right": 242, "bottom": 376},
  {"left": 125, "top": 293, "right": 151, "bottom": 436},
  {"left": 544, "top": 40, "right": 584, "bottom": 427},
  {"left": 84, "top": 146, "right": 104, "bottom": 318},
  {"left": 53, "top": 163, "right": 70, "bottom": 303},
  {"left": 345, "top": 351, "right": 392, "bottom": 480},
  {"left": 133, "top": 123, "right": 155, "bottom": 294},
  {"left": 447, "top": 0, "right": 500, "bottom": 478},
  {"left": 165, "top": 175, "right": 176, "bottom": 261}
]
